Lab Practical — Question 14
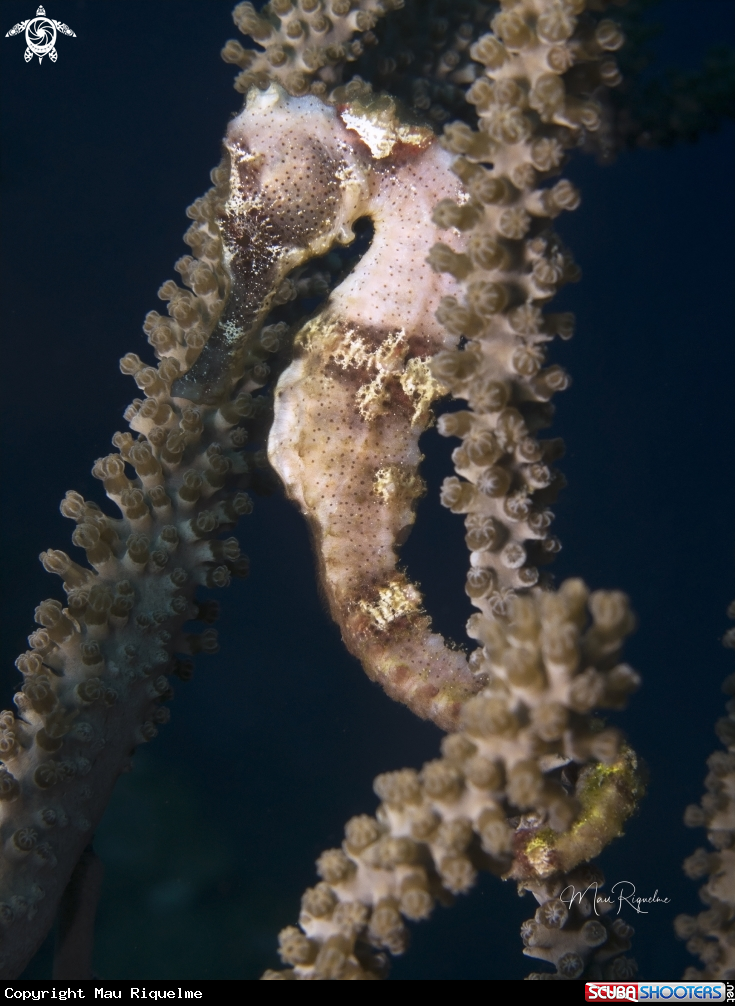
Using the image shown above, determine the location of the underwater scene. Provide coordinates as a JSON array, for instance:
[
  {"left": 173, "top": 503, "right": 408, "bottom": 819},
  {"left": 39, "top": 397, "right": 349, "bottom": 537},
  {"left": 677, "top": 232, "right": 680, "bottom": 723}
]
[{"left": 0, "top": 0, "right": 733, "bottom": 981}]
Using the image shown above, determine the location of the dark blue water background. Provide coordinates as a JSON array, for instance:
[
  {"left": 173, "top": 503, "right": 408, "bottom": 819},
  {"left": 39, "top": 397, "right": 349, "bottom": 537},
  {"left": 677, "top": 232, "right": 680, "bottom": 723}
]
[{"left": 1, "top": 0, "right": 733, "bottom": 980}]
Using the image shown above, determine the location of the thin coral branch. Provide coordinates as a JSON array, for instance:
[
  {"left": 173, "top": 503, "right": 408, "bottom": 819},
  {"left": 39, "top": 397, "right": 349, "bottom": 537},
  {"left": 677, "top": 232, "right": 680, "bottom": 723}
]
[
  {"left": 262, "top": 581, "right": 643, "bottom": 979},
  {"left": 675, "top": 603, "right": 735, "bottom": 980},
  {"left": 0, "top": 135, "right": 270, "bottom": 982}
]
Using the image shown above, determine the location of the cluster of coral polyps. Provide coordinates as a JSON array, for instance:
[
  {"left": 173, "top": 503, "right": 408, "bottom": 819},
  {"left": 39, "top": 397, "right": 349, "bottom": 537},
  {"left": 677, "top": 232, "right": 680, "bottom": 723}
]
[
  {"left": 263, "top": 580, "right": 642, "bottom": 979},
  {"left": 675, "top": 603, "right": 735, "bottom": 980},
  {"left": 427, "top": 0, "right": 624, "bottom": 610},
  {"left": 223, "top": 0, "right": 402, "bottom": 98},
  {"left": 225, "top": 0, "right": 498, "bottom": 124},
  {"left": 357, "top": 0, "right": 495, "bottom": 126},
  {"left": 520, "top": 864, "right": 637, "bottom": 980},
  {"left": 0, "top": 160, "right": 275, "bottom": 977}
]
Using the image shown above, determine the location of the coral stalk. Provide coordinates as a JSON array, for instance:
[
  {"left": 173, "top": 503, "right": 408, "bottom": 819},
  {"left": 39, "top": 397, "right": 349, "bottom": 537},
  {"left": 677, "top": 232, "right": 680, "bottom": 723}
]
[
  {"left": 675, "top": 604, "right": 735, "bottom": 980},
  {"left": 0, "top": 113, "right": 271, "bottom": 980},
  {"left": 264, "top": 581, "right": 643, "bottom": 979}
]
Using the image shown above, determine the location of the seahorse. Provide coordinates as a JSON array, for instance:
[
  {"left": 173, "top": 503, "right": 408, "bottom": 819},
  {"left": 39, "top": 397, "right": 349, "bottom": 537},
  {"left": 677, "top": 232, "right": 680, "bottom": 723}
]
[{"left": 177, "top": 83, "right": 479, "bottom": 728}]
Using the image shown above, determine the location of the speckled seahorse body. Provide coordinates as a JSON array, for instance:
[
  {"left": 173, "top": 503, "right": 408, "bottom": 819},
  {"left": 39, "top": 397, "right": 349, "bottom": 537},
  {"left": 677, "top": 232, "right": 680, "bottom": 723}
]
[
  {"left": 263, "top": 92, "right": 480, "bottom": 728},
  {"left": 180, "top": 84, "right": 480, "bottom": 727}
]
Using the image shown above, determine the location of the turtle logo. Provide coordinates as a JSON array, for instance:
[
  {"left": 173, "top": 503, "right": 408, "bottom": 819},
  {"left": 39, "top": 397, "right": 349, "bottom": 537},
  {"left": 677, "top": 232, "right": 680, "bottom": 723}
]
[{"left": 5, "top": 5, "right": 76, "bottom": 64}]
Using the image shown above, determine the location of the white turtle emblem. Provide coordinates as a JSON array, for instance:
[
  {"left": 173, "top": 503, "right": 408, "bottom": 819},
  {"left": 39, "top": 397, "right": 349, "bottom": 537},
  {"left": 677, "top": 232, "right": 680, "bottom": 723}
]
[{"left": 4, "top": 5, "right": 76, "bottom": 64}]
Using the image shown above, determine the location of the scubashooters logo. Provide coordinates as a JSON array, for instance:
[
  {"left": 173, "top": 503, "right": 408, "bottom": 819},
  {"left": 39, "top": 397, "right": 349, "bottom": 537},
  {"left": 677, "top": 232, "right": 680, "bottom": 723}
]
[
  {"left": 585, "top": 984, "right": 728, "bottom": 1002},
  {"left": 4, "top": 5, "right": 75, "bottom": 63}
]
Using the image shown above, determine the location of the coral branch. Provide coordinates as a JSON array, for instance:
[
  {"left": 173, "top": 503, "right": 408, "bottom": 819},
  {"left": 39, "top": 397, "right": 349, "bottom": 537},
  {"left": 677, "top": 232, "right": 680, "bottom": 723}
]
[
  {"left": 0, "top": 138, "right": 270, "bottom": 978},
  {"left": 675, "top": 603, "right": 735, "bottom": 980},
  {"left": 262, "top": 581, "right": 643, "bottom": 979},
  {"left": 432, "top": 0, "right": 624, "bottom": 608},
  {"left": 225, "top": 0, "right": 402, "bottom": 99},
  {"left": 521, "top": 867, "right": 636, "bottom": 981},
  {"left": 246, "top": 0, "right": 646, "bottom": 980}
]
